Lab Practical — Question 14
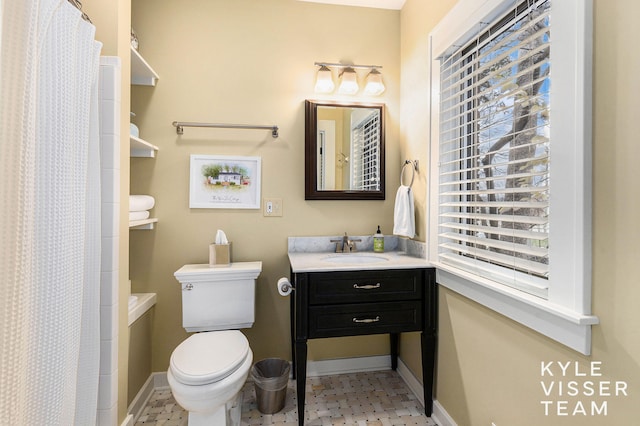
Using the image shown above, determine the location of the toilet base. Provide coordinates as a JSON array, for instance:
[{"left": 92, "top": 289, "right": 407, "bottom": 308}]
[
  {"left": 186, "top": 394, "right": 242, "bottom": 426},
  {"left": 167, "top": 331, "right": 252, "bottom": 426},
  {"left": 187, "top": 405, "right": 225, "bottom": 426}
]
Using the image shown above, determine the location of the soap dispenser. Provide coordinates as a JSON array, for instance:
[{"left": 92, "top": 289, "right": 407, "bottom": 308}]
[{"left": 373, "top": 225, "right": 384, "bottom": 253}]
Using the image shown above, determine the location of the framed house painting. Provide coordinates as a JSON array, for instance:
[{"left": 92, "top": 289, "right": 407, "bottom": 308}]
[{"left": 189, "top": 155, "right": 261, "bottom": 209}]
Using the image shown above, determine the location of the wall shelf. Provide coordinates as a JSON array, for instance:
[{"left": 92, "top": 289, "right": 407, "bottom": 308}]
[
  {"left": 131, "top": 47, "right": 159, "bottom": 86},
  {"left": 129, "top": 218, "right": 158, "bottom": 230},
  {"left": 130, "top": 135, "right": 158, "bottom": 158},
  {"left": 130, "top": 44, "right": 158, "bottom": 230},
  {"left": 128, "top": 293, "right": 157, "bottom": 326}
]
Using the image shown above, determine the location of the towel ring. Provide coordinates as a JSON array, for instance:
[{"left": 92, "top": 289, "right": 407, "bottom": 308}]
[{"left": 401, "top": 160, "right": 418, "bottom": 187}]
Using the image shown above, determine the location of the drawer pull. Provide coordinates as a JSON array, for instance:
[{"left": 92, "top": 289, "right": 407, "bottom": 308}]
[
  {"left": 352, "top": 316, "right": 380, "bottom": 324},
  {"left": 353, "top": 283, "right": 381, "bottom": 290}
]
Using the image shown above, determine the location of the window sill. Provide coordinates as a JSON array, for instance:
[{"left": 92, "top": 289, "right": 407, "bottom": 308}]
[{"left": 435, "top": 264, "right": 599, "bottom": 355}]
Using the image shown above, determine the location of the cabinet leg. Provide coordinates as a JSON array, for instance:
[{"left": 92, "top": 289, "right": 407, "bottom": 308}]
[
  {"left": 295, "top": 341, "right": 307, "bottom": 426},
  {"left": 390, "top": 333, "right": 399, "bottom": 370},
  {"left": 421, "top": 331, "right": 436, "bottom": 417},
  {"left": 290, "top": 292, "right": 296, "bottom": 379}
]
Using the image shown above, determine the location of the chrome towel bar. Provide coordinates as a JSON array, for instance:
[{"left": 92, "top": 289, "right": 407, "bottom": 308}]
[{"left": 172, "top": 121, "right": 279, "bottom": 138}]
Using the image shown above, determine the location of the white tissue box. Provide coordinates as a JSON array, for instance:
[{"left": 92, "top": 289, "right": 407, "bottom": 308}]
[{"left": 209, "top": 243, "right": 231, "bottom": 267}]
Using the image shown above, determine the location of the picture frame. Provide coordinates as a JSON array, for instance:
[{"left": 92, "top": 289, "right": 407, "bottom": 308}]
[{"left": 189, "top": 155, "right": 261, "bottom": 209}]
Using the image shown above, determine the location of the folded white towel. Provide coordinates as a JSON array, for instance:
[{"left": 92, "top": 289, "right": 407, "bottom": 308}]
[
  {"left": 393, "top": 185, "right": 415, "bottom": 238},
  {"left": 129, "top": 195, "right": 155, "bottom": 212},
  {"left": 129, "top": 210, "right": 150, "bottom": 221}
]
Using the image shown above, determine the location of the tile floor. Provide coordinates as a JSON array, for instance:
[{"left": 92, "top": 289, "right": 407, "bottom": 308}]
[{"left": 134, "top": 370, "right": 438, "bottom": 426}]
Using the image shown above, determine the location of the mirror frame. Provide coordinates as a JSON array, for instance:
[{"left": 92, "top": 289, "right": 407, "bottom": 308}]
[{"left": 305, "top": 100, "right": 386, "bottom": 200}]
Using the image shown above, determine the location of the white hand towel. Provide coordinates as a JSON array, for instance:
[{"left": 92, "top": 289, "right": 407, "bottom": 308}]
[
  {"left": 129, "top": 195, "right": 155, "bottom": 212},
  {"left": 393, "top": 185, "right": 415, "bottom": 238},
  {"left": 129, "top": 211, "right": 150, "bottom": 221}
]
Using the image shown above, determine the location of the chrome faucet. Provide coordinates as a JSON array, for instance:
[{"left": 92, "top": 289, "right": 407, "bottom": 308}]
[{"left": 330, "top": 233, "right": 361, "bottom": 253}]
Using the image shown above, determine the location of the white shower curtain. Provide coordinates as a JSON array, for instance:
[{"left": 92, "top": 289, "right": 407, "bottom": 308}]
[{"left": 0, "top": 0, "right": 103, "bottom": 424}]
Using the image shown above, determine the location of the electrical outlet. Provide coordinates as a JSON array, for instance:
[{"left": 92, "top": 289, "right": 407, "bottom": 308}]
[{"left": 263, "top": 198, "right": 283, "bottom": 217}]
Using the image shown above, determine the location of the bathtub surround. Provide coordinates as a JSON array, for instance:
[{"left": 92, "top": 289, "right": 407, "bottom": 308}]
[{"left": 98, "top": 56, "right": 124, "bottom": 425}]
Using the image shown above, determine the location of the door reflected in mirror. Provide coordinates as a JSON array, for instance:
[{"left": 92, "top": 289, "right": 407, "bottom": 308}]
[{"left": 305, "top": 100, "right": 385, "bottom": 200}]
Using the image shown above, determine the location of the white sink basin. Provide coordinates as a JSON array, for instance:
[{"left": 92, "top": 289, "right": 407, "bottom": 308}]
[{"left": 322, "top": 254, "right": 389, "bottom": 264}]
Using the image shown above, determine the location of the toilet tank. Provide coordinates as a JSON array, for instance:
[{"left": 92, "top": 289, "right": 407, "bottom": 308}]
[{"left": 174, "top": 262, "right": 262, "bottom": 332}]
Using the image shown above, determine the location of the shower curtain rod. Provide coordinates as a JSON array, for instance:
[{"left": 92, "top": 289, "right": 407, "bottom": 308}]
[
  {"left": 67, "top": 0, "right": 92, "bottom": 23},
  {"left": 172, "top": 121, "right": 279, "bottom": 138}
]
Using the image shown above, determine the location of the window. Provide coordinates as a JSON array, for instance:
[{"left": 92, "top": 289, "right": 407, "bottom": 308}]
[
  {"left": 429, "top": 0, "right": 598, "bottom": 354},
  {"left": 351, "top": 110, "right": 381, "bottom": 191},
  {"left": 439, "top": 0, "right": 550, "bottom": 298},
  {"left": 318, "top": 130, "right": 326, "bottom": 189}
]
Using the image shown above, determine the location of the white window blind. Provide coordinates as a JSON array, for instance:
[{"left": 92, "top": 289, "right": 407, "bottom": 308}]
[
  {"left": 318, "top": 130, "right": 326, "bottom": 190},
  {"left": 438, "top": 0, "right": 551, "bottom": 298},
  {"left": 352, "top": 111, "right": 380, "bottom": 191}
]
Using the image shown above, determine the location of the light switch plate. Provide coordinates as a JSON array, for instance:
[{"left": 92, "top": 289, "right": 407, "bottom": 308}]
[{"left": 263, "top": 198, "right": 283, "bottom": 217}]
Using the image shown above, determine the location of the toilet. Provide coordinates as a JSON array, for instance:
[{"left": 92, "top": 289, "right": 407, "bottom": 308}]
[{"left": 169, "top": 262, "right": 262, "bottom": 426}]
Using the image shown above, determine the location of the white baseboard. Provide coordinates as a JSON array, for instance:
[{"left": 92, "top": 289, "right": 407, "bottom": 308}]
[
  {"left": 396, "top": 357, "right": 425, "bottom": 407},
  {"left": 152, "top": 370, "right": 170, "bottom": 388},
  {"left": 306, "top": 355, "right": 391, "bottom": 377},
  {"left": 432, "top": 400, "right": 457, "bottom": 426},
  {"left": 127, "top": 372, "right": 170, "bottom": 423},
  {"left": 131, "top": 357, "right": 456, "bottom": 425},
  {"left": 120, "top": 414, "right": 134, "bottom": 426},
  {"left": 396, "top": 358, "right": 457, "bottom": 426}
]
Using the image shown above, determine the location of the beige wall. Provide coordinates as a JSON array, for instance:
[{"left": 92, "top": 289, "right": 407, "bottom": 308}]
[
  {"left": 398, "top": 0, "right": 458, "bottom": 381},
  {"left": 400, "top": 0, "right": 640, "bottom": 425},
  {"left": 129, "top": 0, "right": 401, "bottom": 372},
  {"left": 128, "top": 311, "right": 154, "bottom": 406}
]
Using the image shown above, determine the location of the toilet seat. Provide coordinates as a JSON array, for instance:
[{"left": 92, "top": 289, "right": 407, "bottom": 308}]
[{"left": 170, "top": 330, "right": 250, "bottom": 386}]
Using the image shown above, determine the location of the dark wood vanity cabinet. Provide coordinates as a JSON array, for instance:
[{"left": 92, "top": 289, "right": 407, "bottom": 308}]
[{"left": 290, "top": 268, "right": 437, "bottom": 426}]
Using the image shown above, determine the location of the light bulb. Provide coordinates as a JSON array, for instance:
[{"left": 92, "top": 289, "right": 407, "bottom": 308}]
[
  {"left": 338, "top": 67, "right": 359, "bottom": 95},
  {"left": 314, "top": 65, "right": 335, "bottom": 93},
  {"left": 364, "top": 68, "right": 385, "bottom": 96}
]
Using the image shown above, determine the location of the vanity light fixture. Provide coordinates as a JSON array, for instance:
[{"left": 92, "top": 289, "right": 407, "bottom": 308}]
[
  {"left": 314, "top": 62, "right": 384, "bottom": 96},
  {"left": 338, "top": 67, "right": 359, "bottom": 95},
  {"left": 314, "top": 65, "right": 335, "bottom": 93},
  {"left": 364, "top": 68, "right": 385, "bottom": 96}
]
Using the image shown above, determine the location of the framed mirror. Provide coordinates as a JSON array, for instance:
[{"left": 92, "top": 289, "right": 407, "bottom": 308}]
[{"left": 305, "top": 100, "right": 385, "bottom": 200}]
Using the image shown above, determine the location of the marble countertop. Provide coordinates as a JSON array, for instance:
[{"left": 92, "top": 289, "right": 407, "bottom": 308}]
[
  {"left": 288, "top": 250, "right": 431, "bottom": 272},
  {"left": 288, "top": 235, "right": 431, "bottom": 272}
]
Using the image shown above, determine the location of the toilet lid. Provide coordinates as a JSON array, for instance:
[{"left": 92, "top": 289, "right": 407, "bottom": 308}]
[{"left": 170, "top": 330, "right": 250, "bottom": 385}]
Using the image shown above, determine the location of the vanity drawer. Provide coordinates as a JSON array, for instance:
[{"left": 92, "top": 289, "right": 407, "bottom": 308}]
[
  {"left": 308, "top": 269, "right": 423, "bottom": 305},
  {"left": 308, "top": 301, "right": 422, "bottom": 338}
]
